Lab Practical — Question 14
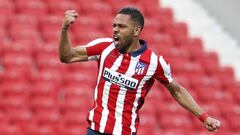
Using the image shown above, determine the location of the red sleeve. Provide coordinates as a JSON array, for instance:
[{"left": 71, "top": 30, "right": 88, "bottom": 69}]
[
  {"left": 154, "top": 56, "right": 173, "bottom": 84},
  {"left": 85, "top": 38, "right": 113, "bottom": 56}
]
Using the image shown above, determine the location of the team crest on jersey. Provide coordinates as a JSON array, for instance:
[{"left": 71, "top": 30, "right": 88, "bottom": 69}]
[{"left": 135, "top": 62, "right": 146, "bottom": 75}]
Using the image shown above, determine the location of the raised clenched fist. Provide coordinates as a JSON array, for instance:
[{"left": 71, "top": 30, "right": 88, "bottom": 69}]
[
  {"left": 62, "top": 10, "right": 78, "bottom": 30},
  {"left": 204, "top": 117, "right": 221, "bottom": 132}
]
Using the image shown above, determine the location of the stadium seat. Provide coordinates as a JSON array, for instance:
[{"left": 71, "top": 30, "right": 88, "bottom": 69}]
[
  {"left": 61, "top": 111, "right": 88, "bottom": 132},
  {"left": 139, "top": 113, "right": 158, "bottom": 128},
  {"left": 3, "top": 40, "right": 35, "bottom": 56},
  {"left": 159, "top": 114, "right": 193, "bottom": 130},
  {"left": 7, "top": 109, "right": 32, "bottom": 125},
  {"left": 15, "top": 0, "right": 48, "bottom": 16},
  {"left": 29, "top": 96, "right": 58, "bottom": 112},
  {"left": 0, "top": 0, "right": 15, "bottom": 16},
  {"left": 0, "top": 123, "right": 22, "bottom": 135},
  {"left": 31, "top": 81, "right": 58, "bottom": 97},
  {"left": 48, "top": 0, "right": 78, "bottom": 16},
  {"left": 39, "top": 15, "right": 63, "bottom": 32},
  {"left": 79, "top": 1, "right": 113, "bottom": 17},
  {"left": 0, "top": 28, "right": 8, "bottom": 42},
  {"left": 32, "top": 69, "right": 63, "bottom": 85},
  {"left": 0, "top": 81, "right": 31, "bottom": 97},
  {"left": 3, "top": 53, "right": 34, "bottom": 73},
  {"left": 10, "top": 28, "right": 41, "bottom": 42},
  {"left": 160, "top": 129, "right": 186, "bottom": 135},
  {"left": 58, "top": 124, "right": 86, "bottom": 135},
  {"left": 23, "top": 124, "right": 55, "bottom": 135},
  {"left": 184, "top": 37, "right": 204, "bottom": 61},
  {"left": 0, "top": 69, "right": 32, "bottom": 83},
  {"left": 137, "top": 126, "right": 159, "bottom": 135},
  {"left": 166, "top": 22, "right": 189, "bottom": 46},
  {"left": 152, "top": 8, "right": 174, "bottom": 32},
  {"left": 0, "top": 96, "right": 29, "bottom": 112},
  {"left": 9, "top": 14, "right": 39, "bottom": 30},
  {"left": 35, "top": 110, "right": 61, "bottom": 126}
]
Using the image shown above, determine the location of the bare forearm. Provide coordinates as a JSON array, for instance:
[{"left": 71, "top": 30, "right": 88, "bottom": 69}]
[
  {"left": 171, "top": 85, "right": 203, "bottom": 117},
  {"left": 59, "top": 29, "right": 74, "bottom": 62}
]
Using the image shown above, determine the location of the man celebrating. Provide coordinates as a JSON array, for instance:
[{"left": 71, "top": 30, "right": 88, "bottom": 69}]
[{"left": 59, "top": 7, "right": 220, "bottom": 135}]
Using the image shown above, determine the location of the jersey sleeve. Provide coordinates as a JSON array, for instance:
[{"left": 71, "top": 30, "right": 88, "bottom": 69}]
[
  {"left": 85, "top": 38, "right": 113, "bottom": 56},
  {"left": 154, "top": 56, "right": 173, "bottom": 84}
]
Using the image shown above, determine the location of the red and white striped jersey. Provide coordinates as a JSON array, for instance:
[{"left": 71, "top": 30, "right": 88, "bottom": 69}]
[{"left": 85, "top": 38, "right": 172, "bottom": 135}]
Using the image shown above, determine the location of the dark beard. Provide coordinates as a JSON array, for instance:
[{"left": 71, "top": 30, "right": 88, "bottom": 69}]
[{"left": 116, "top": 37, "right": 132, "bottom": 54}]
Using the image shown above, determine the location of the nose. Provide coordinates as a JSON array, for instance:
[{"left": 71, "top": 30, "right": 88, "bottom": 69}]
[{"left": 113, "top": 26, "right": 119, "bottom": 33}]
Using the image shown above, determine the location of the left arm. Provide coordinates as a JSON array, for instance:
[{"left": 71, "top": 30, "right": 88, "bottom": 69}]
[{"left": 163, "top": 80, "right": 221, "bottom": 132}]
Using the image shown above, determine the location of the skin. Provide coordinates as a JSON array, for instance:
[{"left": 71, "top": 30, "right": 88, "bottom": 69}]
[{"left": 59, "top": 10, "right": 221, "bottom": 132}]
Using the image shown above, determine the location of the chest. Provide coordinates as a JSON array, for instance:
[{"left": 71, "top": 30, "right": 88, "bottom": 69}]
[{"left": 100, "top": 51, "right": 155, "bottom": 90}]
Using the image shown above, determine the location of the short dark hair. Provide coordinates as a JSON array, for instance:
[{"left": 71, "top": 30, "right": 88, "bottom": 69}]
[{"left": 118, "top": 7, "right": 144, "bottom": 30}]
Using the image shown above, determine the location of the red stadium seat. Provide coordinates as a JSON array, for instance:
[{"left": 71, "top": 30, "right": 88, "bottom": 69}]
[
  {"left": 2, "top": 40, "right": 36, "bottom": 56},
  {"left": 32, "top": 69, "right": 63, "bottom": 85},
  {"left": 0, "top": 123, "right": 23, "bottom": 135},
  {"left": 166, "top": 22, "right": 189, "bottom": 46},
  {"left": 7, "top": 109, "right": 32, "bottom": 125},
  {"left": 152, "top": 8, "right": 174, "bottom": 32},
  {"left": 158, "top": 114, "right": 193, "bottom": 130},
  {"left": 10, "top": 28, "right": 41, "bottom": 42},
  {"left": 35, "top": 53, "right": 67, "bottom": 72},
  {"left": 79, "top": 2, "right": 113, "bottom": 17},
  {"left": 0, "top": 96, "right": 29, "bottom": 112},
  {"left": 137, "top": 126, "right": 159, "bottom": 135},
  {"left": 0, "top": 28, "right": 8, "bottom": 42},
  {"left": 31, "top": 81, "right": 58, "bottom": 97},
  {"left": 62, "top": 111, "right": 87, "bottom": 126},
  {"left": 24, "top": 124, "right": 55, "bottom": 135},
  {"left": 0, "top": 81, "right": 31, "bottom": 97},
  {"left": 157, "top": 102, "right": 188, "bottom": 116},
  {"left": 29, "top": 96, "right": 58, "bottom": 112},
  {"left": 184, "top": 37, "right": 204, "bottom": 61},
  {"left": 71, "top": 15, "right": 100, "bottom": 32},
  {"left": 1, "top": 69, "right": 33, "bottom": 83},
  {"left": 2, "top": 53, "right": 34, "bottom": 73},
  {"left": 48, "top": 0, "right": 78, "bottom": 16},
  {"left": 35, "top": 110, "right": 61, "bottom": 126},
  {"left": 0, "top": 0, "right": 15, "bottom": 16},
  {"left": 39, "top": 15, "right": 63, "bottom": 32},
  {"left": 139, "top": 113, "right": 158, "bottom": 128},
  {"left": 15, "top": 0, "right": 48, "bottom": 16},
  {"left": 58, "top": 124, "right": 86, "bottom": 135},
  {"left": 9, "top": 14, "right": 39, "bottom": 30}
]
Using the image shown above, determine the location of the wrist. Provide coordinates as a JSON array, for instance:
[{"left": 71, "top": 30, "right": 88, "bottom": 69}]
[
  {"left": 62, "top": 25, "right": 69, "bottom": 32},
  {"left": 199, "top": 112, "right": 209, "bottom": 123}
]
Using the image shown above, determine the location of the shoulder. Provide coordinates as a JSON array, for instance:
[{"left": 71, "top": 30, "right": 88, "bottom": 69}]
[{"left": 85, "top": 38, "right": 113, "bottom": 47}]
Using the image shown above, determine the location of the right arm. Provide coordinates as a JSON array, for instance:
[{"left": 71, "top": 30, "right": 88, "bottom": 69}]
[{"left": 59, "top": 10, "right": 88, "bottom": 63}]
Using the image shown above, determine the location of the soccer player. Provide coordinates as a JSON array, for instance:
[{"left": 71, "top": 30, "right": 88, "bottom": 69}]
[{"left": 59, "top": 7, "right": 221, "bottom": 135}]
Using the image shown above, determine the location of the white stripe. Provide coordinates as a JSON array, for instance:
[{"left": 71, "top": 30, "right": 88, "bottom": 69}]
[
  {"left": 159, "top": 56, "right": 173, "bottom": 83},
  {"left": 130, "top": 53, "right": 158, "bottom": 133},
  {"left": 113, "top": 56, "right": 140, "bottom": 135},
  {"left": 99, "top": 54, "right": 123, "bottom": 133},
  {"left": 85, "top": 38, "right": 113, "bottom": 47},
  {"left": 140, "top": 67, "right": 144, "bottom": 74},
  {"left": 89, "top": 43, "right": 115, "bottom": 130}
]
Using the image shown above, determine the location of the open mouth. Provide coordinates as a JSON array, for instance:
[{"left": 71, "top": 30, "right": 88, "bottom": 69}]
[{"left": 113, "top": 35, "right": 120, "bottom": 45}]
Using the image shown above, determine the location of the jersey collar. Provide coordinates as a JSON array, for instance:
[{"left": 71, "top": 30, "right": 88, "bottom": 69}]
[{"left": 130, "top": 39, "right": 147, "bottom": 57}]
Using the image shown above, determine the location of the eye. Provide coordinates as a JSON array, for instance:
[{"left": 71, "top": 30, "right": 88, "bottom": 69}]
[{"left": 119, "top": 24, "right": 125, "bottom": 28}]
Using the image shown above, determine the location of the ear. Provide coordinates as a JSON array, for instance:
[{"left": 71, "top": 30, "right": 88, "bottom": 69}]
[{"left": 134, "top": 26, "right": 142, "bottom": 36}]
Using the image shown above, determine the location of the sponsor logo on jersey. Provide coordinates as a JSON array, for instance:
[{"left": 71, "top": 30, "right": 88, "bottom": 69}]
[
  {"left": 103, "top": 67, "right": 139, "bottom": 90},
  {"left": 135, "top": 62, "right": 146, "bottom": 75}
]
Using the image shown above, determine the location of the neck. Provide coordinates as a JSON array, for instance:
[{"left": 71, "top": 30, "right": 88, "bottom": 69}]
[{"left": 125, "top": 38, "right": 141, "bottom": 53}]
